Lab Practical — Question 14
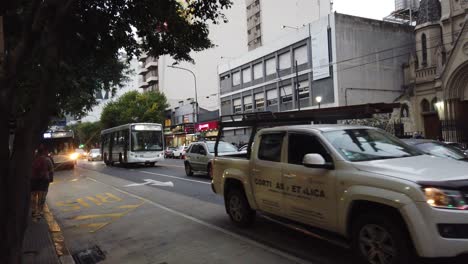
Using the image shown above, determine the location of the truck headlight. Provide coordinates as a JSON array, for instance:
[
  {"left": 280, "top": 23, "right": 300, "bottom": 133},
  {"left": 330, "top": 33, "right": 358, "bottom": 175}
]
[{"left": 423, "top": 187, "right": 467, "bottom": 210}]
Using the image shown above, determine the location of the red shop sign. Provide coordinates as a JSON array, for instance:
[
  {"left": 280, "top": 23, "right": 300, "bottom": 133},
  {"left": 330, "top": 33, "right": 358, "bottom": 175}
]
[{"left": 197, "top": 121, "right": 218, "bottom": 132}]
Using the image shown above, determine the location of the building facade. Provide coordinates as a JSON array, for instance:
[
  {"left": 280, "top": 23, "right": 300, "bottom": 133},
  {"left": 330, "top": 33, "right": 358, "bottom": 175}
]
[
  {"left": 138, "top": 54, "right": 160, "bottom": 92},
  {"left": 163, "top": 100, "right": 220, "bottom": 147},
  {"left": 400, "top": 0, "right": 468, "bottom": 144},
  {"left": 220, "top": 13, "right": 414, "bottom": 144},
  {"left": 245, "top": 0, "right": 331, "bottom": 51}
]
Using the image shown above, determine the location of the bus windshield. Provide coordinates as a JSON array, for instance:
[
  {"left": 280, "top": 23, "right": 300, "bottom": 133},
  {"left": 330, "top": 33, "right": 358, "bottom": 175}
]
[
  {"left": 131, "top": 130, "right": 163, "bottom": 152},
  {"left": 42, "top": 131, "right": 75, "bottom": 155}
]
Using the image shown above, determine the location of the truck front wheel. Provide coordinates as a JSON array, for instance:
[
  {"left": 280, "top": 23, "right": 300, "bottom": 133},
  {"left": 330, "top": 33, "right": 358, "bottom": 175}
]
[
  {"left": 351, "top": 213, "right": 413, "bottom": 264},
  {"left": 226, "top": 188, "right": 255, "bottom": 227}
]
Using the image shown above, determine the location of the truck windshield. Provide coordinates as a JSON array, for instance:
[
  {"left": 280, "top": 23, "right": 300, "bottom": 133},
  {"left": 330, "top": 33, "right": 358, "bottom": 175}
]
[{"left": 323, "top": 129, "right": 422, "bottom": 162}]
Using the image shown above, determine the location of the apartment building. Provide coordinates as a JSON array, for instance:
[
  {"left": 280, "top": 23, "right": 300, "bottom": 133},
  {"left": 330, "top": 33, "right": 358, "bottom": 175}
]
[{"left": 138, "top": 54, "right": 160, "bottom": 92}]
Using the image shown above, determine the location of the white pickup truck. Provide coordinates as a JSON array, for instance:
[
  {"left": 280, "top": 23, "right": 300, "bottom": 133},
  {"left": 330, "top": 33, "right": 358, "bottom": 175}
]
[{"left": 212, "top": 125, "right": 468, "bottom": 264}]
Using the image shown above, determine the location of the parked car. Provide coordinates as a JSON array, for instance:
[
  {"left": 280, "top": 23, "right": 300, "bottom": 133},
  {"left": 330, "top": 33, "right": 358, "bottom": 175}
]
[
  {"left": 87, "top": 148, "right": 102, "bottom": 161},
  {"left": 185, "top": 141, "right": 241, "bottom": 178},
  {"left": 172, "top": 146, "right": 188, "bottom": 159},
  {"left": 164, "top": 147, "right": 176, "bottom": 158},
  {"left": 403, "top": 139, "right": 468, "bottom": 162},
  {"left": 212, "top": 125, "right": 468, "bottom": 263}
]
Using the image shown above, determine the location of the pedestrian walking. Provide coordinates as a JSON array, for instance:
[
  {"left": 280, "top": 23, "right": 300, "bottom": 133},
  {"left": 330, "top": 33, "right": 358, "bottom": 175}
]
[{"left": 31, "top": 148, "right": 54, "bottom": 221}]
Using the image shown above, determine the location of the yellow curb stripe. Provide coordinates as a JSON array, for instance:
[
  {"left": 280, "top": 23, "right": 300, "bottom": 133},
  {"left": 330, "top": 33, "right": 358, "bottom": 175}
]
[{"left": 44, "top": 204, "right": 72, "bottom": 258}]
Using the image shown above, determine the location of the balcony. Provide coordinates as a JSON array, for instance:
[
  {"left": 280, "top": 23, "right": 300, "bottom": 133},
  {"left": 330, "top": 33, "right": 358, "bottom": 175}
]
[
  {"left": 146, "top": 76, "right": 159, "bottom": 84},
  {"left": 139, "top": 81, "right": 149, "bottom": 89},
  {"left": 416, "top": 66, "right": 437, "bottom": 83},
  {"left": 138, "top": 67, "right": 149, "bottom": 75},
  {"left": 145, "top": 61, "right": 158, "bottom": 69},
  {"left": 138, "top": 53, "right": 148, "bottom": 62}
]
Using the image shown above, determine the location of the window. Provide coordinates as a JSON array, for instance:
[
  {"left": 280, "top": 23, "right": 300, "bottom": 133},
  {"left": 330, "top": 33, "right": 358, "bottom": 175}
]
[
  {"left": 297, "top": 80, "right": 309, "bottom": 99},
  {"left": 323, "top": 129, "right": 422, "bottom": 162},
  {"left": 422, "top": 34, "right": 427, "bottom": 67},
  {"left": 254, "top": 93, "right": 265, "bottom": 110},
  {"left": 232, "top": 71, "right": 241, "bottom": 86},
  {"left": 258, "top": 134, "right": 284, "bottom": 162},
  {"left": 190, "top": 144, "right": 200, "bottom": 154},
  {"left": 265, "top": 57, "right": 276, "bottom": 75},
  {"left": 266, "top": 89, "right": 278, "bottom": 106},
  {"left": 206, "top": 142, "right": 238, "bottom": 153},
  {"left": 280, "top": 85, "right": 292, "bottom": 103},
  {"left": 294, "top": 45, "right": 308, "bottom": 65},
  {"left": 278, "top": 52, "right": 291, "bottom": 70},
  {"left": 288, "top": 133, "right": 332, "bottom": 165},
  {"left": 421, "top": 99, "right": 430, "bottom": 112},
  {"left": 244, "top": 96, "right": 253, "bottom": 111},
  {"left": 253, "top": 63, "right": 263, "bottom": 80},
  {"left": 242, "top": 68, "right": 251, "bottom": 83},
  {"left": 233, "top": 98, "right": 242, "bottom": 113}
]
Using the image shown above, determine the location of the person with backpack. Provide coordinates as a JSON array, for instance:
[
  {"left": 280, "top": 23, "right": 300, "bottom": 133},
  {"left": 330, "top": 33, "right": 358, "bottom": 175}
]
[{"left": 31, "top": 148, "right": 54, "bottom": 221}]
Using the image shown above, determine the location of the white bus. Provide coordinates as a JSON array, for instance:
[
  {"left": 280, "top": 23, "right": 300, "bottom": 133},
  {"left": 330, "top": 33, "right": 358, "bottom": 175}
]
[{"left": 101, "top": 123, "right": 164, "bottom": 166}]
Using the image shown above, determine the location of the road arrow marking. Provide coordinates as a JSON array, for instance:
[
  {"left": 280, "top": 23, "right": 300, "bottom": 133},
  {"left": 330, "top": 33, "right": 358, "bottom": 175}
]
[{"left": 124, "top": 179, "right": 174, "bottom": 188}]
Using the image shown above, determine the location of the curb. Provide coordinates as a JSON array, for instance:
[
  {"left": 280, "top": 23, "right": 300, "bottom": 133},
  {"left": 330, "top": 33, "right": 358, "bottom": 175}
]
[{"left": 44, "top": 204, "right": 76, "bottom": 264}]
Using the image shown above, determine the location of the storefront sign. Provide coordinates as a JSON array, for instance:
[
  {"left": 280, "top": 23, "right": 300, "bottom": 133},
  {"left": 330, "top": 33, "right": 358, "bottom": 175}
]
[{"left": 197, "top": 121, "right": 218, "bottom": 132}]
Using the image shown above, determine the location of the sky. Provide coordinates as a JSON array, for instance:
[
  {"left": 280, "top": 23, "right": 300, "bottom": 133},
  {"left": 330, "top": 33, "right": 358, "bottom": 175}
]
[
  {"left": 333, "top": 0, "right": 395, "bottom": 20},
  {"left": 81, "top": 0, "right": 397, "bottom": 122}
]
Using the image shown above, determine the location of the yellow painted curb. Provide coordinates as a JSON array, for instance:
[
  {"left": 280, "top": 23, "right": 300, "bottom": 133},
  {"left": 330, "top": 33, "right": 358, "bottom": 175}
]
[{"left": 44, "top": 204, "right": 73, "bottom": 260}]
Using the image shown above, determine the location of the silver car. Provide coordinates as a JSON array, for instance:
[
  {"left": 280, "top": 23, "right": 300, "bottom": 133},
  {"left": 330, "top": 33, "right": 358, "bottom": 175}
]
[{"left": 184, "top": 141, "right": 240, "bottom": 178}]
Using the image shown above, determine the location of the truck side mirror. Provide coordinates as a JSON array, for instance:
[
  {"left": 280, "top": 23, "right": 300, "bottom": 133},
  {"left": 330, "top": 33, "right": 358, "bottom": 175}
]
[{"left": 303, "top": 154, "right": 334, "bottom": 170}]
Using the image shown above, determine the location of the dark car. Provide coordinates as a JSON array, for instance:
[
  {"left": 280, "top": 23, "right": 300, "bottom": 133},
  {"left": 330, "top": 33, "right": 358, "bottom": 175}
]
[{"left": 403, "top": 139, "right": 468, "bottom": 162}]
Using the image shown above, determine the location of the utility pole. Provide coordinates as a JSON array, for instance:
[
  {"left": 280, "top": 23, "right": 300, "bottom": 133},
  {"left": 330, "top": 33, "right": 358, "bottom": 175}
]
[{"left": 295, "top": 60, "right": 301, "bottom": 111}]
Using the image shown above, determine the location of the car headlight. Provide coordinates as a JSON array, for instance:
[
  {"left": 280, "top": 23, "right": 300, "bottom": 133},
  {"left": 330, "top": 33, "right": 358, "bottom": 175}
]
[
  {"left": 423, "top": 187, "right": 467, "bottom": 210},
  {"left": 70, "top": 153, "right": 79, "bottom": 160}
]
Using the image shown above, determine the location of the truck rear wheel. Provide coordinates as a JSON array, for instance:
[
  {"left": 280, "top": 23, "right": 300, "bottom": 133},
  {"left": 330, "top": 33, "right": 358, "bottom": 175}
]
[
  {"left": 351, "top": 213, "right": 413, "bottom": 264},
  {"left": 226, "top": 188, "right": 255, "bottom": 227}
]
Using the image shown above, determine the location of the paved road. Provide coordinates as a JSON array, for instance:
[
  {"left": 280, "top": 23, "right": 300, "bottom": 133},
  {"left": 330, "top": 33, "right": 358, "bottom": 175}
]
[{"left": 46, "top": 159, "right": 466, "bottom": 264}]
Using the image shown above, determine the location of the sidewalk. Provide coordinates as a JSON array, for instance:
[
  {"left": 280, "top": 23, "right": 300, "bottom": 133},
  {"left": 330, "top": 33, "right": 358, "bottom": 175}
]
[{"left": 22, "top": 205, "right": 75, "bottom": 264}]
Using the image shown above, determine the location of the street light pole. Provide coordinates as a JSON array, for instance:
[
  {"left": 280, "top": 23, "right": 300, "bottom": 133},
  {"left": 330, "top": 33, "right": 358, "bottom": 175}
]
[{"left": 168, "top": 65, "right": 198, "bottom": 131}]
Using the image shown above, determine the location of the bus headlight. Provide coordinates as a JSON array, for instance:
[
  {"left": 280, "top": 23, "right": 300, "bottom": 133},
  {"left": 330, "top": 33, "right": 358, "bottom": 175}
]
[
  {"left": 70, "top": 153, "right": 79, "bottom": 160},
  {"left": 423, "top": 187, "right": 467, "bottom": 210}
]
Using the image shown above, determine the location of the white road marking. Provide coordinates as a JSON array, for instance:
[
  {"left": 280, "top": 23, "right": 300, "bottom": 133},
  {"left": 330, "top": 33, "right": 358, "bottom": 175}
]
[
  {"left": 158, "top": 163, "right": 184, "bottom": 168},
  {"left": 124, "top": 179, "right": 174, "bottom": 188},
  {"left": 87, "top": 177, "right": 313, "bottom": 264},
  {"left": 140, "top": 171, "right": 210, "bottom": 185}
]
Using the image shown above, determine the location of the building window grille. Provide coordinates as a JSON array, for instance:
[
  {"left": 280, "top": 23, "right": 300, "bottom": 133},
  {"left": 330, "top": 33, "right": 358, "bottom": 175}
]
[
  {"left": 233, "top": 99, "right": 242, "bottom": 113},
  {"left": 297, "top": 81, "right": 309, "bottom": 99},
  {"left": 254, "top": 93, "right": 265, "bottom": 110},
  {"left": 244, "top": 96, "right": 253, "bottom": 112},
  {"left": 280, "top": 85, "right": 293, "bottom": 103},
  {"left": 266, "top": 89, "right": 278, "bottom": 106}
]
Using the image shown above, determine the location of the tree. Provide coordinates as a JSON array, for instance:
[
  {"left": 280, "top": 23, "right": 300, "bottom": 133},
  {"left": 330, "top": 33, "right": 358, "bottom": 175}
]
[
  {"left": 68, "top": 121, "right": 102, "bottom": 151},
  {"left": 101, "top": 91, "right": 169, "bottom": 129},
  {"left": 0, "top": 1, "right": 232, "bottom": 262}
]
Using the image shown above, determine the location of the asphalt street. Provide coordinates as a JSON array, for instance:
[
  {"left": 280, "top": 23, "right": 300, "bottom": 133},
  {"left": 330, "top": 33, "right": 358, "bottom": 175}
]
[{"left": 46, "top": 159, "right": 466, "bottom": 264}]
